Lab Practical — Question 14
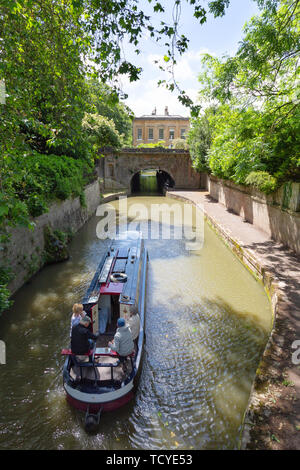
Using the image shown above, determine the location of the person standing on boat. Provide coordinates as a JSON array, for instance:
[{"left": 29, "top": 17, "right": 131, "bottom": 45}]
[
  {"left": 108, "top": 318, "right": 134, "bottom": 372},
  {"left": 70, "top": 303, "right": 86, "bottom": 337},
  {"left": 71, "top": 316, "right": 98, "bottom": 357},
  {"left": 127, "top": 306, "right": 140, "bottom": 347}
]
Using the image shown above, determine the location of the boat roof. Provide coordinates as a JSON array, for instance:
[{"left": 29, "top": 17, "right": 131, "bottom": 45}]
[{"left": 82, "top": 231, "right": 143, "bottom": 306}]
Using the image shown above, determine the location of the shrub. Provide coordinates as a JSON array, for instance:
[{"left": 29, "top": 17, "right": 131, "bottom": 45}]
[
  {"left": 26, "top": 194, "right": 49, "bottom": 217},
  {"left": 11, "top": 151, "right": 94, "bottom": 214},
  {"left": 137, "top": 141, "right": 166, "bottom": 148},
  {"left": 0, "top": 266, "right": 14, "bottom": 314},
  {"left": 245, "top": 171, "right": 278, "bottom": 194},
  {"left": 0, "top": 285, "right": 12, "bottom": 314},
  {"left": 82, "top": 113, "right": 122, "bottom": 150},
  {"left": 172, "top": 138, "right": 189, "bottom": 149},
  {"left": 188, "top": 110, "right": 213, "bottom": 172},
  {"left": 43, "top": 226, "right": 70, "bottom": 264}
]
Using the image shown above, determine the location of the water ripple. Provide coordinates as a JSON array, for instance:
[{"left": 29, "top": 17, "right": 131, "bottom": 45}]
[{"left": 0, "top": 198, "right": 271, "bottom": 449}]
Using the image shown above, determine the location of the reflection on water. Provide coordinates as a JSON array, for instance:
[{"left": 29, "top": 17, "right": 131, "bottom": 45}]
[
  {"left": 0, "top": 196, "right": 272, "bottom": 449},
  {"left": 139, "top": 170, "right": 158, "bottom": 193}
]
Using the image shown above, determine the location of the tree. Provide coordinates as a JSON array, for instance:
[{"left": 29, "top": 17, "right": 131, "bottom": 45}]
[
  {"left": 82, "top": 113, "right": 122, "bottom": 150},
  {"left": 187, "top": 110, "right": 213, "bottom": 171},
  {"left": 199, "top": 0, "right": 299, "bottom": 109},
  {"left": 86, "top": 80, "right": 134, "bottom": 146},
  {"left": 0, "top": 1, "right": 90, "bottom": 159},
  {"left": 189, "top": 0, "right": 300, "bottom": 190},
  {"left": 80, "top": 0, "right": 237, "bottom": 111}
]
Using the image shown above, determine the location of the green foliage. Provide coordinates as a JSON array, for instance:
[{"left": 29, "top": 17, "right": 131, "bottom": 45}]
[
  {"left": 79, "top": 192, "right": 87, "bottom": 208},
  {"left": 43, "top": 226, "right": 70, "bottom": 265},
  {"left": 0, "top": 266, "right": 14, "bottom": 314},
  {"left": 206, "top": 106, "right": 272, "bottom": 183},
  {"left": 82, "top": 113, "right": 122, "bottom": 150},
  {"left": 189, "top": 0, "right": 300, "bottom": 192},
  {"left": 86, "top": 80, "right": 134, "bottom": 146},
  {"left": 188, "top": 110, "right": 213, "bottom": 171},
  {"left": 2, "top": 150, "right": 94, "bottom": 224},
  {"left": 1, "top": 1, "right": 91, "bottom": 160},
  {"left": 0, "top": 285, "right": 12, "bottom": 314},
  {"left": 172, "top": 138, "right": 189, "bottom": 149},
  {"left": 0, "top": 0, "right": 93, "bottom": 244},
  {"left": 137, "top": 141, "right": 167, "bottom": 148},
  {"left": 245, "top": 171, "right": 278, "bottom": 194}
]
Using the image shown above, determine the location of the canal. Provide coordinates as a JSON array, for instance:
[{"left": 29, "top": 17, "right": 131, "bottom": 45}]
[{"left": 0, "top": 196, "right": 272, "bottom": 450}]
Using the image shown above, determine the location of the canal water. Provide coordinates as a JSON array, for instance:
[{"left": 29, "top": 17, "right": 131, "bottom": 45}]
[
  {"left": 139, "top": 170, "right": 158, "bottom": 193},
  {"left": 0, "top": 196, "right": 272, "bottom": 450}
]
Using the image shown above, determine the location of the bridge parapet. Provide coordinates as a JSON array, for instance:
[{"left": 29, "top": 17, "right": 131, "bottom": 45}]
[{"left": 97, "top": 147, "right": 201, "bottom": 192}]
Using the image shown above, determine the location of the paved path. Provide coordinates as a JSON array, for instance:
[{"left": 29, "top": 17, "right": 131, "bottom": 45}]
[{"left": 167, "top": 190, "right": 300, "bottom": 450}]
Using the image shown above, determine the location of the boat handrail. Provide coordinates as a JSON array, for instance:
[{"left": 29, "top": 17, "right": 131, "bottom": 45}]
[
  {"left": 61, "top": 348, "right": 93, "bottom": 356},
  {"left": 93, "top": 361, "right": 121, "bottom": 368}
]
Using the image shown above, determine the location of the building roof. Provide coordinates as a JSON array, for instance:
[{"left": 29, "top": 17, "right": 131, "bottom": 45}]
[{"left": 134, "top": 115, "right": 189, "bottom": 120}]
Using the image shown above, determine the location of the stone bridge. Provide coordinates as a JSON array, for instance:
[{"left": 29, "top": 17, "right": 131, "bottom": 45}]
[{"left": 97, "top": 147, "right": 201, "bottom": 193}]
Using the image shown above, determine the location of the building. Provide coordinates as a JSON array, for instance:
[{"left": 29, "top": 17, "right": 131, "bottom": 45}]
[{"left": 132, "top": 106, "right": 190, "bottom": 147}]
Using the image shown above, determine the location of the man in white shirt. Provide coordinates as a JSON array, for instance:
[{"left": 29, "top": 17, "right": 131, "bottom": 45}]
[{"left": 127, "top": 305, "right": 140, "bottom": 346}]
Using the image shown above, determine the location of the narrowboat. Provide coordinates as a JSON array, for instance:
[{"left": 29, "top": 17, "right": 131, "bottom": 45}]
[{"left": 61, "top": 231, "right": 148, "bottom": 430}]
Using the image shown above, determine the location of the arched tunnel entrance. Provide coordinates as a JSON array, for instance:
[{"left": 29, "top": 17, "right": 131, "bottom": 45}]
[{"left": 131, "top": 169, "right": 175, "bottom": 194}]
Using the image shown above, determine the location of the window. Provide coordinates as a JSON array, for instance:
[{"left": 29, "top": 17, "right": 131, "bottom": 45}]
[
  {"left": 137, "top": 128, "right": 142, "bottom": 140},
  {"left": 181, "top": 128, "right": 186, "bottom": 139},
  {"left": 169, "top": 128, "right": 175, "bottom": 140},
  {"left": 159, "top": 128, "right": 164, "bottom": 140},
  {"left": 148, "top": 128, "right": 154, "bottom": 140}
]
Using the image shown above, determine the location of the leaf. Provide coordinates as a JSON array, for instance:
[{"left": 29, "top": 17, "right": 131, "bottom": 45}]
[{"left": 0, "top": 205, "right": 9, "bottom": 217}]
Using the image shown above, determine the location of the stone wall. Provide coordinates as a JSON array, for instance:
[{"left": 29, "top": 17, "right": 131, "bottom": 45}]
[
  {"left": 3, "top": 179, "right": 102, "bottom": 296},
  {"left": 202, "top": 174, "right": 300, "bottom": 254}
]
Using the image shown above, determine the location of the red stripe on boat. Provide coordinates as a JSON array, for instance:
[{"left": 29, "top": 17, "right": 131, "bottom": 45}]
[{"left": 66, "top": 391, "right": 134, "bottom": 413}]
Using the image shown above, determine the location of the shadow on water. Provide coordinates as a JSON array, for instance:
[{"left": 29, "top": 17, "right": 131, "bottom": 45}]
[{"left": 131, "top": 296, "right": 269, "bottom": 450}]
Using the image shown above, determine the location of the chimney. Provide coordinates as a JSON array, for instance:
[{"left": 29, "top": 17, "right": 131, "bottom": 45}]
[{"left": 164, "top": 106, "right": 169, "bottom": 116}]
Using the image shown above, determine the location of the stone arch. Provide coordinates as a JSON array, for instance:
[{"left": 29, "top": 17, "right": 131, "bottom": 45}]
[{"left": 129, "top": 160, "right": 177, "bottom": 182}]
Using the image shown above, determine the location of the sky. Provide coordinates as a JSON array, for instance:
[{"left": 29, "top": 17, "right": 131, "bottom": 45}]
[{"left": 118, "top": 0, "right": 261, "bottom": 117}]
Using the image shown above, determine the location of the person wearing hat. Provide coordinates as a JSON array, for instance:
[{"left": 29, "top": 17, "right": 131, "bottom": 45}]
[
  {"left": 108, "top": 317, "right": 134, "bottom": 372},
  {"left": 71, "top": 315, "right": 99, "bottom": 357}
]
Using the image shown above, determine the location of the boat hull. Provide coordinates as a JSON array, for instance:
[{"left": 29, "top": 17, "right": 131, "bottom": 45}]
[
  {"left": 63, "top": 365, "right": 138, "bottom": 413},
  {"left": 65, "top": 387, "right": 134, "bottom": 413}
]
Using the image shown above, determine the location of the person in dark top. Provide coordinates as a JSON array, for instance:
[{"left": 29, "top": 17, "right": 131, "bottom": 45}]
[{"left": 71, "top": 316, "right": 98, "bottom": 355}]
